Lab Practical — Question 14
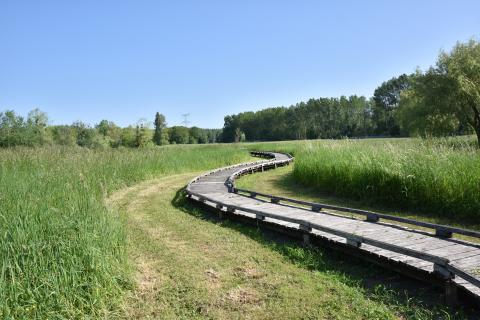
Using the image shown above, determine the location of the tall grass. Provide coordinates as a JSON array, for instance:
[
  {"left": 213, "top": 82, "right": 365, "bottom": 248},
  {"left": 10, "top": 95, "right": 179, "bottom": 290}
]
[
  {"left": 261, "top": 137, "right": 480, "bottom": 222},
  {"left": 0, "top": 145, "right": 250, "bottom": 318}
]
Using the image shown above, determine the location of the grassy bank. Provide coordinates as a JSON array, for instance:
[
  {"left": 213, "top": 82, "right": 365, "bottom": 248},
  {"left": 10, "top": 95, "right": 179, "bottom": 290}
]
[
  {"left": 0, "top": 145, "right": 251, "bottom": 318},
  {"left": 248, "top": 137, "right": 480, "bottom": 224}
]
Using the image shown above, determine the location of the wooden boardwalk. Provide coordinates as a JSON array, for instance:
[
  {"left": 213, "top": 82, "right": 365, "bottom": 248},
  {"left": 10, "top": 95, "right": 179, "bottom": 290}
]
[{"left": 186, "top": 151, "right": 480, "bottom": 305}]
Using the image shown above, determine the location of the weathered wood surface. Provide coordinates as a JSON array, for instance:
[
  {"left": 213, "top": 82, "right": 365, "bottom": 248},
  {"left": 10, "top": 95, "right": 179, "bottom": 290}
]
[{"left": 186, "top": 152, "right": 480, "bottom": 302}]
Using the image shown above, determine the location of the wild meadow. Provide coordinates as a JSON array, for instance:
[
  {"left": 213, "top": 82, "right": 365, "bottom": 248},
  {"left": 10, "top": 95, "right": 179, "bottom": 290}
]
[
  {"left": 1, "top": 137, "right": 479, "bottom": 318},
  {"left": 0, "top": 145, "right": 251, "bottom": 318},
  {"left": 249, "top": 136, "right": 480, "bottom": 224}
]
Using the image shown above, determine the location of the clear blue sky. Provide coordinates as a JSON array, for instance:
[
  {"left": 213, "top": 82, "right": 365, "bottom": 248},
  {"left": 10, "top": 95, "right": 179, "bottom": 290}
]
[{"left": 1, "top": 1, "right": 479, "bottom": 128}]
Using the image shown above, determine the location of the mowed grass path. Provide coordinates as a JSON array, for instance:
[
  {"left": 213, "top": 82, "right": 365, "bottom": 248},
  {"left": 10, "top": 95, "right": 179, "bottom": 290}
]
[{"left": 108, "top": 173, "right": 460, "bottom": 319}]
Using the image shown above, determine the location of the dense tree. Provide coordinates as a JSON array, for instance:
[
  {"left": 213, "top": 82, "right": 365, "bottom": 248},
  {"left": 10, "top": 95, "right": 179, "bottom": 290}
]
[
  {"left": 169, "top": 126, "right": 190, "bottom": 144},
  {"left": 397, "top": 40, "right": 480, "bottom": 145},
  {"left": 372, "top": 74, "right": 412, "bottom": 136},
  {"left": 95, "top": 120, "right": 122, "bottom": 147},
  {"left": 437, "top": 40, "right": 480, "bottom": 145},
  {"left": 397, "top": 72, "right": 461, "bottom": 137},
  {"left": 188, "top": 126, "right": 207, "bottom": 144},
  {"left": 120, "top": 126, "right": 136, "bottom": 147},
  {"left": 72, "top": 121, "right": 96, "bottom": 147},
  {"left": 96, "top": 120, "right": 113, "bottom": 137},
  {"left": 51, "top": 125, "right": 77, "bottom": 146},
  {"left": 135, "top": 118, "right": 152, "bottom": 148},
  {"left": 0, "top": 110, "right": 27, "bottom": 147},
  {"left": 222, "top": 96, "right": 375, "bottom": 142},
  {"left": 26, "top": 109, "right": 50, "bottom": 145},
  {"left": 153, "top": 112, "right": 167, "bottom": 145}
]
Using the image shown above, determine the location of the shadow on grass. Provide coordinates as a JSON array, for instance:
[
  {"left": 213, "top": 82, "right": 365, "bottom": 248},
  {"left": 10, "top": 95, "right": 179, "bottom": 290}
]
[{"left": 171, "top": 187, "right": 475, "bottom": 319}]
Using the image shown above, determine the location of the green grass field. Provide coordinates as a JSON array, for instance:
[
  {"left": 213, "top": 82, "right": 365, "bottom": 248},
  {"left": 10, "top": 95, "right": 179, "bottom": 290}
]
[
  {"left": 1, "top": 138, "right": 479, "bottom": 318},
  {"left": 0, "top": 145, "right": 251, "bottom": 318}
]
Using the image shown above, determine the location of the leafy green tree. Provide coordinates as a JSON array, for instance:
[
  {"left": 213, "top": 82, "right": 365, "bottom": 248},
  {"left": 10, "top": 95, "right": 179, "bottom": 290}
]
[
  {"left": 0, "top": 110, "right": 26, "bottom": 147},
  {"left": 72, "top": 121, "right": 96, "bottom": 147},
  {"left": 153, "top": 112, "right": 167, "bottom": 145},
  {"left": 26, "top": 108, "right": 50, "bottom": 145},
  {"left": 120, "top": 126, "right": 136, "bottom": 147},
  {"left": 221, "top": 95, "right": 375, "bottom": 142},
  {"left": 51, "top": 125, "right": 77, "bottom": 146},
  {"left": 189, "top": 126, "right": 208, "bottom": 144},
  {"left": 135, "top": 118, "right": 153, "bottom": 148},
  {"left": 96, "top": 120, "right": 112, "bottom": 137},
  {"left": 397, "top": 81, "right": 459, "bottom": 137},
  {"left": 437, "top": 40, "right": 480, "bottom": 145},
  {"left": 95, "top": 120, "right": 122, "bottom": 147},
  {"left": 372, "top": 74, "right": 412, "bottom": 136},
  {"left": 397, "top": 40, "right": 480, "bottom": 145},
  {"left": 169, "top": 126, "right": 190, "bottom": 144}
]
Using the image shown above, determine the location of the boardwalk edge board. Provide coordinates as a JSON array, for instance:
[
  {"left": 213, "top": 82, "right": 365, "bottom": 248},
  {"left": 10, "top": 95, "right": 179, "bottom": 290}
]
[{"left": 185, "top": 151, "right": 480, "bottom": 306}]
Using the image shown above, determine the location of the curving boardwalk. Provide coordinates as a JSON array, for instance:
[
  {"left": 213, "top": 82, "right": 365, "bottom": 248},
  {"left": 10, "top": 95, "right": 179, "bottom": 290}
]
[{"left": 186, "top": 151, "right": 480, "bottom": 305}]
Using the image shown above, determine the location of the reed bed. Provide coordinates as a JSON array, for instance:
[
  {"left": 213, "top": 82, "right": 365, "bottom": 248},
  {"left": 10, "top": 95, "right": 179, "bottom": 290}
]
[{"left": 250, "top": 137, "right": 480, "bottom": 222}]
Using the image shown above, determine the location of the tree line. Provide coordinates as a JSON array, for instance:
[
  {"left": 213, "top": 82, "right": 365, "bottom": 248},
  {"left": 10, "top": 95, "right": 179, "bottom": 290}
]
[
  {"left": 222, "top": 39, "right": 480, "bottom": 146},
  {"left": 0, "top": 110, "right": 221, "bottom": 148},
  {"left": 3, "top": 39, "right": 479, "bottom": 148}
]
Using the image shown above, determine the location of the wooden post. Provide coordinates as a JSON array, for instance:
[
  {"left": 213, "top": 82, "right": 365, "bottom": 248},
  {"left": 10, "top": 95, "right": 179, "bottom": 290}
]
[
  {"left": 366, "top": 213, "right": 379, "bottom": 222},
  {"left": 303, "top": 233, "right": 310, "bottom": 246},
  {"left": 435, "top": 228, "right": 453, "bottom": 238},
  {"left": 299, "top": 224, "right": 312, "bottom": 246},
  {"left": 445, "top": 280, "right": 459, "bottom": 306},
  {"left": 346, "top": 238, "right": 362, "bottom": 248},
  {"left": 255, "top": 214, "right": 265, "bottom": 221},
  {"left": 216, "top": 204, "right": 224, "bottom": 220},
  {"left": 433, "top": 262, "right": 459, "bottom": 306}
]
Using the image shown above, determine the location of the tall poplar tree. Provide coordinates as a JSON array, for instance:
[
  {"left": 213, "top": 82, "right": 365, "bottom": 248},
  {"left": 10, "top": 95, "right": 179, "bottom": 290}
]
[{"left": 153, "top": 112, "right": 166, "bottom": 145}]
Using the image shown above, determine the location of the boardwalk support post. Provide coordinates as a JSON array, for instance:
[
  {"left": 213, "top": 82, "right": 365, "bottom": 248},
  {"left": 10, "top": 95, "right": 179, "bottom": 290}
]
[
  {"left": 435, "top": 228, "right": 453, "bottom": 238},
  {"left": 227, "top": 207, "right": 236, "bottom": 214},
  {"left": 299, "top": 224, "right": 312, "bottom": 246},
  {"left": 255, "top": 214, "right": 265, "bottom": 226},
  {"left": 216, "top": 204, "right": 224, "bottom": 219},
  {"left": 366, "top": 213, "right": 379, "bottom": 222},
  {"left": 445, "top": 281, "right": 459, "bottom": 307},
  {"left": 433, "top": 263, "right": 459, "bottom": 305},
  {"left": 311, "top": 204, "right": 322, "bottom": 212},
  {"left": 433, "top": 263, "right": 454, "bottom": 280},
  {"left": 271, "top": 197, "right": 280, "bottom": 204},
  {"left": 346, "top": 238, "right": 362, "bottom": 248}
]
